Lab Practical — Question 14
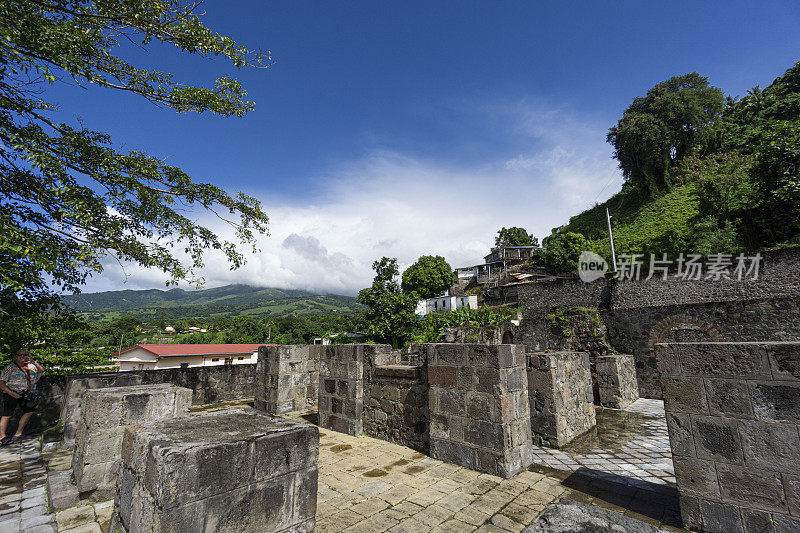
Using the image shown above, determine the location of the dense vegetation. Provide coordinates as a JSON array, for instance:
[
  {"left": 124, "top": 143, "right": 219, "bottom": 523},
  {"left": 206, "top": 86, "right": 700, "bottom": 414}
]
[{"left": 558, "top": 61, "right": 800, "bottom": 261}]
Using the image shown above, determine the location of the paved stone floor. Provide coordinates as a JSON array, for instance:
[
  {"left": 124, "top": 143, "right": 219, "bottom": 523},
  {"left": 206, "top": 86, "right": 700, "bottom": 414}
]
[
  {"left": 530, "top": 399, "right": 676, "bottom": 488},
  {"left": 0, "top": 438, "right": 55, "bottom": 533},
  {"left": 2, "top": 398, "right": 682, "bottom": 532}
]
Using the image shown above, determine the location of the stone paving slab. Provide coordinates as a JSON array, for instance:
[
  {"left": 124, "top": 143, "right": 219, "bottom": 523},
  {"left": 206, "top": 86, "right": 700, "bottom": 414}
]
[
  {"left": 0, "top": 438, "right": 55, "bottom": 533},
  {"left": 528, "top": 399, "right": 676, "bottom": 488}
]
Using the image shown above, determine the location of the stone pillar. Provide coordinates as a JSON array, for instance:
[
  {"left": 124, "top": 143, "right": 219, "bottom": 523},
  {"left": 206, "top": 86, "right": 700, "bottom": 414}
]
[
  {"left": 110, "top": 408, "right": 318, "bottom": 533},
  {"left": 318, "top": 345, "right": 370, "bottom": 436},
  {"left": 71, "top": 384, "right": 192, "bottom": 494},
  {"left": 656, "top": 342, "right": 800, "bottom": 533},
  {"left": 255, "top": 345, "right": 322, "bottom": 415},
  {"left": 596, "top": 354, "right": 639, "bottom": 409},
  {"left": 527, "top": 351, "right": 595, "bottom": 447},
  {"left": 427, "top": 343, "right": 533, "bottom": 478}
]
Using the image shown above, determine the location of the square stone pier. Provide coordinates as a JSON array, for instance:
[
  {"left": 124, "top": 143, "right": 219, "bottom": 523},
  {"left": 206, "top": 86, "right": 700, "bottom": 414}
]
[
  {"left": 596, "top": 354, "right": 639, "bottom": 409},
  {"left": 111, "top": 408, "right": 318, "bottom": 533},
  {"left": 527, "top": 351, "right": 595, "bottom": 447},
  {"left": 72, "top": 383, "right": 192, "bottom": 495},
  {"left": 427, "top": 343, "right": 534, "bottom": 478},
  {"left": 657, "top": 342, "right": 800, "bottom": 533}
]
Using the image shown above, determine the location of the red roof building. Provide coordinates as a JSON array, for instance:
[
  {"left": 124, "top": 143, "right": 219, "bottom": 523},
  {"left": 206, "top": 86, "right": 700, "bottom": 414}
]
[{"left": 115, "top": 344, "right": 269, "bottom": 371}]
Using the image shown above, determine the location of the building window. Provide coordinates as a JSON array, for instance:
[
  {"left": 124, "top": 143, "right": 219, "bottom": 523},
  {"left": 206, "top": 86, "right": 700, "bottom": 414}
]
[
  {"left": 180, "top": 363, "right": 189, "bottom": 369},
  {"left": 211, "top": 358, "right": 219, "bottom": 362},
  {"left": 237, "top": 357, "right": 244, "bottom": 361},
  {"left": 224, "top": 357, "right": 233, "bottom": 365}
]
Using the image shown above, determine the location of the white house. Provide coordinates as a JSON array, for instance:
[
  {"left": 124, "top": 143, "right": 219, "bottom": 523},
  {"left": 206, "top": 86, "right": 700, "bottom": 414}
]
[
  {"left": 114, "top": 344, "right": 266, "bottom": 371},
  {"left": 415, "top": 295, "right": 478, "bottom": 317}
]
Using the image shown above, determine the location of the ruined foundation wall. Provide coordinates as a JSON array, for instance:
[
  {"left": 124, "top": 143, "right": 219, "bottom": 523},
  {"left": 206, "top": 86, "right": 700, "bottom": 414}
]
[
  {"left": 317, "top": 345, "right": 370, "bottom": 436},
  {"left": 656, "top": 342, "right": 800, "bottom": 533}
]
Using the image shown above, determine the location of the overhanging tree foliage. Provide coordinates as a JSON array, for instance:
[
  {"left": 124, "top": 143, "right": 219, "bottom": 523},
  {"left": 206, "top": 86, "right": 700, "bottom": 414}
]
[{"left": 0, "top": 0, "right": 272, "bottom": 354}]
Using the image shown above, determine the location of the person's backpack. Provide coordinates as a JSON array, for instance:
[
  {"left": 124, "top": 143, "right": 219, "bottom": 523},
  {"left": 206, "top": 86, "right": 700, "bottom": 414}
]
[{"left": 21, "top": 366, "right": 42, "bottom": 410}]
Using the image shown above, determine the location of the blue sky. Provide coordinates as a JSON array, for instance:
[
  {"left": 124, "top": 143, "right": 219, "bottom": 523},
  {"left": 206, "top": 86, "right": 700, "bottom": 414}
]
[{"left": 54, "top": 1, "right": 800, "bottom": 294}]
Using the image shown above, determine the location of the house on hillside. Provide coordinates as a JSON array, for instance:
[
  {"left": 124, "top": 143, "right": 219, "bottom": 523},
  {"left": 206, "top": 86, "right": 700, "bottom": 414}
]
[
  {"left": 455, "top": 245, "right": 544, "bottom": 285},
  {"left": 415, "top": 294, "right": 478, "bottom": 317},
  {"left": 114, "top": 344, "right": 267, "bottom": 371}
]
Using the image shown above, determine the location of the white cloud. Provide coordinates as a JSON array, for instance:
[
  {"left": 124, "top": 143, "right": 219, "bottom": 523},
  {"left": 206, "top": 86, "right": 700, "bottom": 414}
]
[{"left": 83, "top": 100, "right": 623, "bottom": 296}]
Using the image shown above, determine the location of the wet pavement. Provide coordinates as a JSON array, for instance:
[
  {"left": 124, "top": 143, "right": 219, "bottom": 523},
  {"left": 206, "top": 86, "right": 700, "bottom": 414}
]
[{"left": 529, "top": 399, "right": 676, "bottom": 488}]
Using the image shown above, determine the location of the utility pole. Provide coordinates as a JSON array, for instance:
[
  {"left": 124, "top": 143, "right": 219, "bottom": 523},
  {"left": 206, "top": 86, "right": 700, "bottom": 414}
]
[{"left": 606, "top": 207, "right": 617, "bottom": 273}]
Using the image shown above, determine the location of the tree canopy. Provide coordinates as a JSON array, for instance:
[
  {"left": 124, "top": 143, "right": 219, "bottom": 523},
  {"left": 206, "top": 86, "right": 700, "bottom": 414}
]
[
  {"left": 494, "top": 227, "right": 538, "bottom": 248},
  {"left": 357, "top": 257, "right": 417, "bottom": 347},
  {"left": 607, "top": 73, "right": 724, "bottom": 197},
  {"left": 542, "top": 231, "right": 589, "bottom": 274},
  {"left": 0, "top": 0, "right": 271, "bottom": 352},
  {"left": 401, "top": 255, "right": 455, "bottom": 299}
]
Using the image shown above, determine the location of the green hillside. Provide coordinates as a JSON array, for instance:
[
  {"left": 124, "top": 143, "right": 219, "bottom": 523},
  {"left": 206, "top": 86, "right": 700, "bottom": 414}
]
[
  {"left": 554, "top": 60, "right": 800, "bottom": 259},
  {"left": 63, "top": 284, "right": 364, "bottom": 323}
]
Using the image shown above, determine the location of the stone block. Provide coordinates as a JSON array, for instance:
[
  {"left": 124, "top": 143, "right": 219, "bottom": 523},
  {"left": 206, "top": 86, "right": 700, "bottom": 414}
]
[
  {"left": 692, "top": 415, "right": 743, "bottom": 464},
  {"left": 717, "top": 463, "right": 788, "bottom": 513},
  {"left": 673, "top": 457, "right": 719, "bottom": 497},
  {"left": 784, "top": 473, "right": 800, "bottom": 517},
  {"left": 750, "top": 382, "right": 800, "bottom": 423},
  {"left": 665, "top": 412, "right": 695, "bottom": 458},
  {"left": 661, "top": 376, "right": 708, "bottom": 413},
  {"left": 113, "top": 408, "right": 318, "bottom": 533},
  {"left": 740, "top": 420, "right": 800, "bottom": 472},
  {"left": 705, "top": 378, "right": 754, "bottom": 418},
  {"left": 428, "top": 366, "right": 457, "bottom": 387},
  {"left": 72, "top": 384, "right": 191, "bottom": 494},
  {"left": 527, "top": 351, "right": 595, "bottom": 447},
  {"left": 677, "top": 343, "right": 771, "bottom": 379},
  {"left": 701, "top": 499, "right": 744, "bottom": 533}
]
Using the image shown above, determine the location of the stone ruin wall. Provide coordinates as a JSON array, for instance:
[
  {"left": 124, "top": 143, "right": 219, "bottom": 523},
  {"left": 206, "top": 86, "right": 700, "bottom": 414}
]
[
  {"left": 38, "top": 363, "right": 257, "bottom": 447},
  {"left": 519, "top": 246, "right": 800, "bottom": 399},
  {"left": 657, "top": 342, "right": 800, "bottom": 532}
]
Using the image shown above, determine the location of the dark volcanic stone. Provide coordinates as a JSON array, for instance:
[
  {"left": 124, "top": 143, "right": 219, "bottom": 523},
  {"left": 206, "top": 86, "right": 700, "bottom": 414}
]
[{"left": 524, "top": 498, "right": 667, "bottom": 533}]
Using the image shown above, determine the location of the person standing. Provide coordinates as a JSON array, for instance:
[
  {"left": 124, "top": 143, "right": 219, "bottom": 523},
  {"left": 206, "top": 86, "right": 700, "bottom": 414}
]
[{"left": 0, "top": 348, "right": 44, "bottom": 445}]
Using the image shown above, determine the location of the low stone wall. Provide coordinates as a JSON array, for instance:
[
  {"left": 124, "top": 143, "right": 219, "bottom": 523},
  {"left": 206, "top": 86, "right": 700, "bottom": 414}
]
[
  {"left": 527, "top": 351, "right": 595, "bottom": 447},
  {"left": 656, "top": 342, "right": 800, "bottom": 532},
  {"left": 110, "top": 408, "right": 318, "bottom": 532},
  {"left": 427, "top": 343, "right": 533, "bottom": 478},
  {"left": 255, "top": 345, "right": 321, "bottom": 415},
  {"left": 596, "top": 354, "right": 638, "bottom": 409},
  {"left": 363, "top": 365, "right": 429, "bottom": 453},
  {"left": 56, "top": 364, "right": 256, "bottom": 449},
  {"left": 72, "top": 384, "right": 192, "bottom": 495}
]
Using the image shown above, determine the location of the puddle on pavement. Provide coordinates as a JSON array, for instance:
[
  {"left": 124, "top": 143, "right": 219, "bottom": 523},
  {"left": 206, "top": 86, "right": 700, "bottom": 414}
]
[
  {"left": 329, "top": 444, "right": 352, "bottom": 453},
  {"left": 563, "top": 407, "right": 663, "bottom": 454},
  {"left": 403, "top": 465, "right": 426, "bottom": 474},
  {"left": 389, "top": 459, "right": 410, "bottom": 467},
  {"left": 363, "top": 469, "right": 388, "bottom": 477}
]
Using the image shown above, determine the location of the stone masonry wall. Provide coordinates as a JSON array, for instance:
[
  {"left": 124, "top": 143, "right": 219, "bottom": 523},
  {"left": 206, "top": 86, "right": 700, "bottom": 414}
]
[
  {"left": 427, "top": 343, "right": 533, "bottom": 478},
  {"left": 255, "top": 345, "right": 321, "bottom": 415},
  {"left": 111, "top": 408, "right": 318, "bottom": 533},
  {"left": 595, "top": 354, "right": 638, "bottom": 409},
  {"left": 518, "top": 248, "right": 800, "bottom": 400},
  {"left": 656, "top": 342, "right": 800, "bottom": 532},
  {"left": 527, "top": 351, "right": 595, "bottom": 447},
  {"left": 363, "top": 361, "right": 429, "bottom": 453},
  {"left": 55, "top": 364, "right": 257, "bottom": 450}
]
